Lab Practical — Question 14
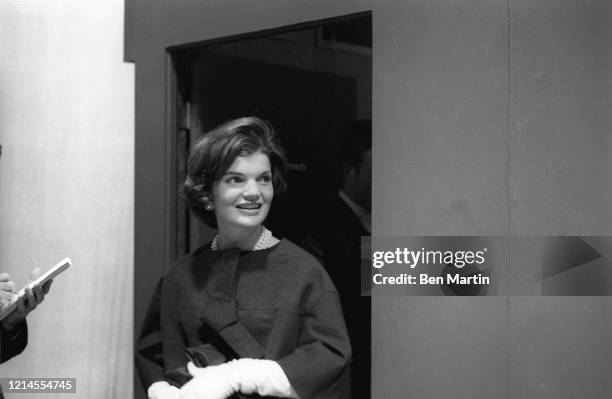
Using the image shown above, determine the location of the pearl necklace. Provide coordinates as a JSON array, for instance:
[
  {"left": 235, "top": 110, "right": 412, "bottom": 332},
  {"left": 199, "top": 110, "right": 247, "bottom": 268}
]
[{"left": 211, "top": 226, "right": 273, "bottom": 251}]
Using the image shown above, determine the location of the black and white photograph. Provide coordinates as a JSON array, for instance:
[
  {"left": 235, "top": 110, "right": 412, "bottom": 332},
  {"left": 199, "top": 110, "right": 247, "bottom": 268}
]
[{"left": 0, "top": 1, "right": 610, "bottom": 398}]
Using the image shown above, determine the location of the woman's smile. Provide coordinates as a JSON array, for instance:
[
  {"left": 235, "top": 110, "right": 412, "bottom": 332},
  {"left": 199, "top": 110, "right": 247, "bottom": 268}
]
[
  {"left": 236, "top": 203, "right": 262, "bottom": 210},
  {"left": 235, "top": 202, "right": 264, "bottom": 216}
]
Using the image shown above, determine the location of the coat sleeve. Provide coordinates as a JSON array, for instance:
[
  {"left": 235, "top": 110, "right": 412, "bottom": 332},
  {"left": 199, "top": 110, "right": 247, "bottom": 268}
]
[
  {"left": 276, "top": 287, "right": 352, "bottom": 399},
  {"left": 0, "top": 320, "right": 28, "bottom": 364},
  {"left": 135, "top": 277, "right": 229, "bottom": 390}
]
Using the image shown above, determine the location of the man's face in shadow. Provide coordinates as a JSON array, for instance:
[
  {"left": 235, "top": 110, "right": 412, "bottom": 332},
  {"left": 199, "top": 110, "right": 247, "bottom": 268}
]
[{"left": 344, "top": 149, "right": 371, "bottom": 211}]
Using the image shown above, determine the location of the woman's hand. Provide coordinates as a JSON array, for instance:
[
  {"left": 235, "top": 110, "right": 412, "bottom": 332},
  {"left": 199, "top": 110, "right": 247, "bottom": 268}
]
[
  {"left": 184, "top": 359, "right": 298, "bottom": 399},
  {"left": 148, "top": 381, "right": 180, "bottom": 399},
  {"left": 180, "top": 361, "right": 237, "bottom": 399}
]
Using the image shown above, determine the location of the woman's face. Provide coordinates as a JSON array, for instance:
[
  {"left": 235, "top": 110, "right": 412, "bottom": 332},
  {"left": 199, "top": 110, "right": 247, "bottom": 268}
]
[{"left": 211, "top": 150, "right": 273, "bottom": 231}]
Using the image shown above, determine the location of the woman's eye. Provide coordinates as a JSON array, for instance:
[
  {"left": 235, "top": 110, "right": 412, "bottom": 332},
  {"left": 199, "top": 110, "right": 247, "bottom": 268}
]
[
  {"left": 258, "top": 174, "right": 272, "bottom": 183},
  {"left": 226, "top": 176, "right": 244, "bottom": 184}
]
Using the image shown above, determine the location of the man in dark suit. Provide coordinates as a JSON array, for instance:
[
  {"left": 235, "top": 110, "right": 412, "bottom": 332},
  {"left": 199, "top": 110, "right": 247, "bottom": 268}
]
[{"left": 303, "top": 120, "right": 372, "bottom": 398}]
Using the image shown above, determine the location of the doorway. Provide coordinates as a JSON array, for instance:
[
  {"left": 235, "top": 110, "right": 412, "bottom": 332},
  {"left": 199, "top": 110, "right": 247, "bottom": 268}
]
[{"left": 168, "top": 12, "right": 372, "bottom": 259}]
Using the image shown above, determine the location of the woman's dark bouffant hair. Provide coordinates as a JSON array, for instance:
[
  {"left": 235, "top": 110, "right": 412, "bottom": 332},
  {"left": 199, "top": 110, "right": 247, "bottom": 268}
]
[{"left": 182, "top": 116, "right": 288, "bottom": 227}]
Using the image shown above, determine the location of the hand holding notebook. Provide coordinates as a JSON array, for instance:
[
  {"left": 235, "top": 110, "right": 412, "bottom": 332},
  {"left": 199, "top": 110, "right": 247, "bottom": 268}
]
[{"left": 0, "top": 258, "right": 71, "bottom": 325}]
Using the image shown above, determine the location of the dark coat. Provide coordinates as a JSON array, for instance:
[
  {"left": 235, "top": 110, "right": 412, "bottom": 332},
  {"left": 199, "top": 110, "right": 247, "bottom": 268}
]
[
  {"left": 136, "top": 239, "right": 351, "bottom": 399},
  {"left": 0, "top": 321, "right": 28, "bottom": 398},
  {"left": 0, "top": 321, "right": 28, "bottom": 363}
]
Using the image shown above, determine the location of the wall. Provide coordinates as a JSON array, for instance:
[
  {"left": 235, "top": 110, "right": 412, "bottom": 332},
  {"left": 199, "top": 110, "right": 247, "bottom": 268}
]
[
  {"left": 0, "top": 1, "right": 134, "bottom": 398},
  {"left": 508, "top": 1, "right": 612, "bottom": 397},
  {"left": 373, "top": 3, "right": 511, "bottom": 397},
  {"left": 125, "top": 0, "right": 611, "bottom": 398}
]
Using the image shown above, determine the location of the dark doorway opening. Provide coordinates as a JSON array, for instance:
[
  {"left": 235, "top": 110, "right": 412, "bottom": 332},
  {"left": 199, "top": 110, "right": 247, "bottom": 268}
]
[{"left": 168, "top": 12, "right": 372, "bottom": 259}]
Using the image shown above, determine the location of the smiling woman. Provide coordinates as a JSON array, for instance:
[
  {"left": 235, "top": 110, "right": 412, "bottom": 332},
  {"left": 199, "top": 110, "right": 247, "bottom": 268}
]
[
  {"left": 211, "top": 151, "right": 275, "bottom": 243},
  {"left": 136, "top": 117, "right": 352, "bottom": 399}
]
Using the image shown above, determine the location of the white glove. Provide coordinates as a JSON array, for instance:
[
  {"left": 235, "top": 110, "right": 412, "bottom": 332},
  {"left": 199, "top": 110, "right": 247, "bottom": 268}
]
[
  {"left": 180, "top": 361, "right": 237, "bottom": 399},
  {"left": 148, "top": 381, "right": 181, "bottom": 399},
  {"left": 187, "top": 359, "right": 298, "bottom": 398}
]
